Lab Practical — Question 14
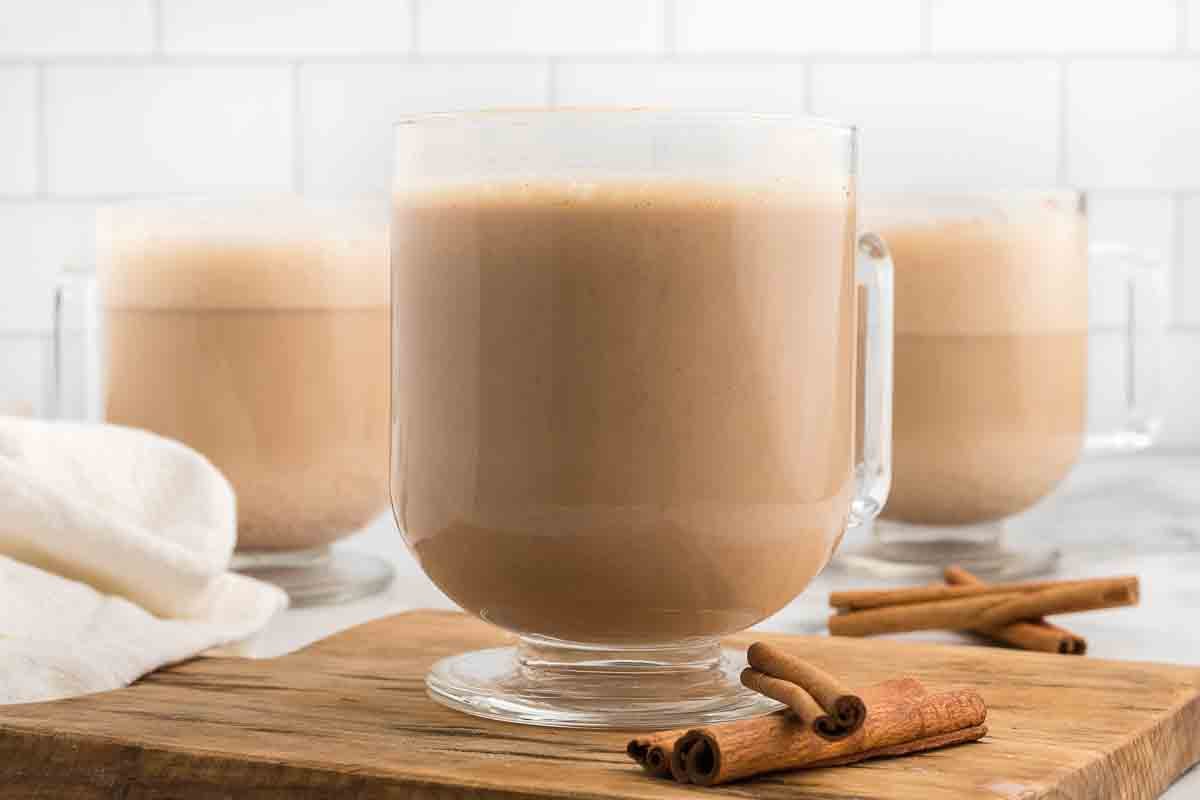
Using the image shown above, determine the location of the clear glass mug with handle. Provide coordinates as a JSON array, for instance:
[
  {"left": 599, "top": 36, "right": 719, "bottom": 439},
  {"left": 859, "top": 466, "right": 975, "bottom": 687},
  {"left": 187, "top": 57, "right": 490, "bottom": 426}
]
[
  {"left": 390, "top": 109, "right": 893, "bottom": 729},
  {"left": 840, "top": 191, "right": 1165, "bottom": 580}
]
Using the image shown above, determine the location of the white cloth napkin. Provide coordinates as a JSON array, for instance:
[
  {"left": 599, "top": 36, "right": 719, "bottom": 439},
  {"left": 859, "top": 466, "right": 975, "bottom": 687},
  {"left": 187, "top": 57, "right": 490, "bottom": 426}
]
[{"left": 0, "top": 416, "right": 287, "bottom": 704}]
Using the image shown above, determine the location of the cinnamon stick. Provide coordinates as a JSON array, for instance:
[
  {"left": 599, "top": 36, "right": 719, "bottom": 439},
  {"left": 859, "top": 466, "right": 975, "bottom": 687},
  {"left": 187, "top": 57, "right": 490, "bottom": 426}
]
[
  {"left": 945, "top": 565, "right": 1087, "bottom": 655},
  {"left": 746, "top": 642, "right": 866, "bottom": 738},
  {"left": 627, "top": 677, "right": 928, "bottom": 779},
  {"left": 830, "top": 575, "right": 1138, "bottom": 611},
  {"left": 828, "top": 577, "right": 1138, "bottom": 637},
  {"left": 680, "top": 687, "right": 987, "bottom": 785},
  {"left": 740, "top": 669, "right": 828, "bottom": 731},
  {"left": 626, "top": 732, "right": 678, "bottom": 779}
]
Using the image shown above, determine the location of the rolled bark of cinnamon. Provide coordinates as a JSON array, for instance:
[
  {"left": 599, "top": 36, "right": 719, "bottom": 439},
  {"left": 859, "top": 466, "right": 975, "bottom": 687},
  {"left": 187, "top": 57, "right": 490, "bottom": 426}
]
[
  {"left": 746, "top": 642, "right": 867, "bottom": 738},
  {"left": 740, "top": 669, "right": 828, "bottom": 730},
  {"left": 624, "top": 681, "right": 940, "bottom": 786},
  {"left": 626, "top": 732, "right": 679, "bottom": 779},
  {"left": 945, "top": 565, "right": 1087, "bottom": 655},
  {"left": 681, "top": 688, "right": 987, "bottom": 786},
  {"left": 830, "top": 576, "right": 1139, "bottom": 611},
  {"left": 627, "top": 677, "right": 928, "bottom": 779},
  {"left": 828, "top": 577, "right": 1138, "bottom": 637}
]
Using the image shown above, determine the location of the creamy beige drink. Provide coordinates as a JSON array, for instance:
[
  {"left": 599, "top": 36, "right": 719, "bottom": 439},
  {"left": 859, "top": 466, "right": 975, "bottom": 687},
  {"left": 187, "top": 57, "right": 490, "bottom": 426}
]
[
  {"left": 392, "top": 181, "right": 857, "bottom": 644},
  {"left": 874, "top": 195, "right": 1088, "bottom": 526},
  {"left": 100, "top": 206, "right": 390, "bottom": 551}
]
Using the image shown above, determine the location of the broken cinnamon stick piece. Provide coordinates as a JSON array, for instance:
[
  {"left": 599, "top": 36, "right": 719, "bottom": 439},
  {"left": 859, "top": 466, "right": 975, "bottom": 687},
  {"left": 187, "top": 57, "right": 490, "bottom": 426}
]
[
  {"left": 830, "top": 575, "right": 1139, "bottom": 611},
  {"left": 945, "top": 565, "right": 1087, "bottom": 655},
  {"left": 746, "top": 642, "right": 866, "bottom": 737},
  {"left": 828, "top": 577, "right": 1138, "bottom": 637},
  {"left": 681, "top": 687, "right": 987, "bottom": 786},
  {"left": 626, "top": 732, "right": 679, "bottom": 779},
  {"left": 740, "top": 669, "right": 830, "bottom": 732}
]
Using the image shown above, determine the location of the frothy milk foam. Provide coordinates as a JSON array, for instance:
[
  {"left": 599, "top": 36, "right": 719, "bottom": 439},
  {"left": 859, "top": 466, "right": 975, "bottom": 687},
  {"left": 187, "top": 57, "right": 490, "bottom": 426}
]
[
  {"left": 100, "top": 203, "right": 390, "bottom": 551},
  {"left": 392, "top": 180, "right": 857, "bottom": 645},
  {"left": 871, "top": 194, "right": 1088, "bottom": 526}
]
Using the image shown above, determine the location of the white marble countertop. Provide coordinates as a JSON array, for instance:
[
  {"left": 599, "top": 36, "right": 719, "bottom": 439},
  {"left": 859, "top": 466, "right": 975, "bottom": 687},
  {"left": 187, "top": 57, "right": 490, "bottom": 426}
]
[{"left": 247, "top": 453, "right": 1200, "bottom": 797}]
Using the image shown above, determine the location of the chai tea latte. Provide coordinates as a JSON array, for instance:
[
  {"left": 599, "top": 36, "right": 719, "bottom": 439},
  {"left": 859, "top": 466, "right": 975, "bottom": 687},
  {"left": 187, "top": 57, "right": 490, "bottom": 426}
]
[
  {"left": 874, "top": 196, "right": 1088, "bottom": 526},
  {"left": 100, "top": 211, "right": 390, "bottom": 551},
  {"left": 392, "top": 181, "right": 858, "bottom": 644}
]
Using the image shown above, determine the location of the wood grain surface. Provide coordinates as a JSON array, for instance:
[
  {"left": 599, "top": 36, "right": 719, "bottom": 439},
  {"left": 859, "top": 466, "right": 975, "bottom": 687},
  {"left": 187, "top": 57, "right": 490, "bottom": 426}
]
[{"left": 1, "top": 609, "right": 1198, "bottom": 799}]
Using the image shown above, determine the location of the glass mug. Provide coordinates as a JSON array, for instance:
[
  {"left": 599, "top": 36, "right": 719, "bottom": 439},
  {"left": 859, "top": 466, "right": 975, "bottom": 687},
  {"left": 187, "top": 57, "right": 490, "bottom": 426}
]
[
  {"left": 390, "top": 110, "right": 893, "bottom": 728},
  {"left": 840, "top": 191, "right": 1165, "bottom": 580},
  {"left": 57, "top": 196, "right": 396, "bottom": 607}
]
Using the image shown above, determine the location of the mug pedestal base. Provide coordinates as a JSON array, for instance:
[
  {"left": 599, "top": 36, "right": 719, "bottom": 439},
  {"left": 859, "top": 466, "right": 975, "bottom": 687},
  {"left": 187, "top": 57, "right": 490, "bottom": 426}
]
[
  {"left": 233, "top": 546, "right": 395, "bottom": 608},
  {"left": 427, "top": 637, "right": 781, "bottom": 729},
  {"left": 836, "top": 519, "right": 1060, "bottom": 581}
]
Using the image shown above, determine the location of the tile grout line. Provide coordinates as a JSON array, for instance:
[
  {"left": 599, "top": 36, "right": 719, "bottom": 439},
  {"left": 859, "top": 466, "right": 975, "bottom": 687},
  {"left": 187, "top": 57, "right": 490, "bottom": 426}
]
[
  {"left": 152, "top": 0, "right": 165, "bottom": 57},
  {"left": 3, "top": 52, "right": 1200, "bottom": 68},
  {"left": 920, "top": 0, "right": 933, "bottom": 53},
  {"left": 661, "top": 0, "right": 676, "bottom": 56},
  {"left": 410, "top": 0, "right": 421, "bottom": 56},
  {"left": 34, "top": 63, "right": 48, "bottom": 198},
  {"left": 1179, "top": 0, "right": 1190, "bottom": 52},
  {"left": 291, "top": 62, "right": 304, "bottom": 193}
]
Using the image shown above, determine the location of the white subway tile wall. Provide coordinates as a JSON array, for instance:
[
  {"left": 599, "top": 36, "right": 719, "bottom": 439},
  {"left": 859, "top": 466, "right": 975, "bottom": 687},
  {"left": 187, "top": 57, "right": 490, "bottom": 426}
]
[
  {"left": 419, "top": 0, "right": 660, "bottom": 54},
  {"left": 811, "top": 62, "right": 1060, "bottom": 190},
  {"left": 0, "top": 203, "right": 96, "bottom": 332},
  {"left": 46, "top": 66, "right": 293, "bottom": 195},
  {"left": 1181, "top": 196, "right": 1200, "bottom": 326},
  {"left": 162, "top": 0, "right": 413, "bottom": 56},
  {"left": 0, "top": 0, "right": 1196, "bottom": 447},
  {"left": 930, "top": 0, "right": 1178, "bottom": 53},
  {"left": 301, "top": 63, "right": 549, "bottom": 196},
  {"left": 1068, "top": 61, "right": 1200, "bottom": 188},
  {"left": 674, "top": 0, "right": 922, "bottom": 54},
  {"left": 0, "top": 67, "right": 37, "bottom": 195},
  {"left": 1163, "top": 331, "right": 1200, "bottom": 444},
  {"left": 555, "top": 62, "right": 807, "bottom": 109},
  {"left": 0, "top": 0, "right": 153, "bottom": 56}
]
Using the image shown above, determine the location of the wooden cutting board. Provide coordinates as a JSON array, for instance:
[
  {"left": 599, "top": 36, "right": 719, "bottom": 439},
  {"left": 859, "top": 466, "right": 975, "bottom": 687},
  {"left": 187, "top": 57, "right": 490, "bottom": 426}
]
[{"left": 2, "top": 610, "right": 1198, "bottom": 799}]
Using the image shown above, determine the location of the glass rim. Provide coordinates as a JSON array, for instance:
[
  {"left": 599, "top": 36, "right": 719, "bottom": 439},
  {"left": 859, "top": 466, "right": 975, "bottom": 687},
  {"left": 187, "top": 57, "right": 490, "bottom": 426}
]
[
  {"left": 864, "top": 188, "right": 1083, "bottom": 199},
  {"left": 393, "top": 107, "right": 857, "bottom": 134},
  {"left": 863, "top": 188, "right": 1086, "bottom": 217}
]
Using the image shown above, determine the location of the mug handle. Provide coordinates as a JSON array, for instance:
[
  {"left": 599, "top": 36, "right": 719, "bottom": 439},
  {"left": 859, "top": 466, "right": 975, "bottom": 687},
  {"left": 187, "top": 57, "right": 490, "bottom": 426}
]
[
  {"left": 52, "top": 267, "right": 101, "bottom": 421},
  {"left": 1085, "top": 243, "right": 1166, "bottom": 452},
  {"left": 849, "top": 232, "right": 894, "bottom": 527}
]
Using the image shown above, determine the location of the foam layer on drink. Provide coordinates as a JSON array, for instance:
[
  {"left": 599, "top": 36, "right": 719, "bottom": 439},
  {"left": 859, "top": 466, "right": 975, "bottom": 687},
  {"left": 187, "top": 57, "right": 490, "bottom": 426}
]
[
  {"left": 392, "top": 180, "right": 856, "bottom": 644},
  {"left": 871, "top": 191, "right": 1087, "bottom": 335},
  {"left": 99, "top": 199, "right": 388, "bottom": 309}
]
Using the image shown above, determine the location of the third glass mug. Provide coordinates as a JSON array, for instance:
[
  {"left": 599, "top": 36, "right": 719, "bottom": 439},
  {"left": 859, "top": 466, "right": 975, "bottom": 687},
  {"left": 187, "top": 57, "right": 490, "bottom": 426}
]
[
  {"left": 390, "top": 110, "right": 893, "bottom": 728},
  {"left": 841, "top": 191, "right": 1165, "bottom": 580}
]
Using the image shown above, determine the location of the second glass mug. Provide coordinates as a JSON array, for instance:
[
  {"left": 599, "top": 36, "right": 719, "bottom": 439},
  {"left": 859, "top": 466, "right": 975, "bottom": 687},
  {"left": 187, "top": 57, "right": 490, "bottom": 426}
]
[
  {"left": 63, "top": 197, "right": 397, "bottom": 607},
  {"left": 390, "top": 110, "right": 893, "bottom": 729}
]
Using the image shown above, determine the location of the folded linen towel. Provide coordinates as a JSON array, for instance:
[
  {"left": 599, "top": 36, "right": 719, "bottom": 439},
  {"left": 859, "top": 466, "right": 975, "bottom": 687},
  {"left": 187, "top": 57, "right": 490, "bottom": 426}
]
[{"left": 0, "top": 416, "right": 287, "bottom": 704}]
